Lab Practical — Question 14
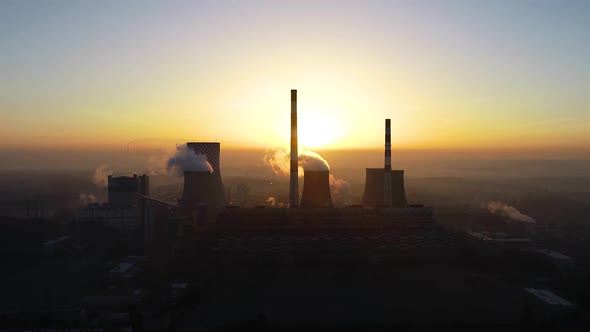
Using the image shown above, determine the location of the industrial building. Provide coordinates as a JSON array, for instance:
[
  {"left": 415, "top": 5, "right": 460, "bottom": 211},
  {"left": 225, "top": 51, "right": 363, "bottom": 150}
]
[
  {"left": 78, "top": 174, "right": 149, "bottom": 229},
  {"left": 108, "top": 174, "right": 149, "bottom": 208}
]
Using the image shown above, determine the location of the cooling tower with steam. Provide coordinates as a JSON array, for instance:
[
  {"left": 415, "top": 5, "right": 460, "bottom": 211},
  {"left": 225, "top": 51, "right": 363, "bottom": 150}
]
[
  {"left": 186, "top": 142, "right": 225, "bottom": 207},
  {"left": 300, "top": 170, "right": 333, "bottom": 208}
]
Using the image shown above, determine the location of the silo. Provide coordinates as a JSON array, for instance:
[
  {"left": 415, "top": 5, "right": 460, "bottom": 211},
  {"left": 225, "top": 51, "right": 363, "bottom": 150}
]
[
  {"left": 186, "top": 142, "right": 225, "bottom": 207},
  {"left": 300, "top": 170, "right": 333, "bottom": 208}
]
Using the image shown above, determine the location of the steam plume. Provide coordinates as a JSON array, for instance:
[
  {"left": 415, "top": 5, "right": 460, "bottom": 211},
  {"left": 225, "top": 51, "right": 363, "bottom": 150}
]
[
  {"left": 265, "top": 196, "right": 276, "bottom": 207},
  {"left": 299, "top": 150, "right": 330, "bottom": 171},
  {"left": 487, "top": 201, "right": 535, "bottom": 223},
  {"left": 263, "top": 148, "right": 330, "bottom": 174},
  {"left": 167, "top": 144, "right": 213, "bottom": 176},
  {"left": 263, "top": 148, "right": 290, "bottom": 176},
  {"left": 79, "top": 193, "right": 97, "bottom": 205},
  {"left": 92, "top": 164, "right": 112, "bottom": 188},
  {"left": 263, "top": 148, "right": 350, "bottom": 205},
  {"left": 329, "top": 174, "right": 351, "bottom": 206}
]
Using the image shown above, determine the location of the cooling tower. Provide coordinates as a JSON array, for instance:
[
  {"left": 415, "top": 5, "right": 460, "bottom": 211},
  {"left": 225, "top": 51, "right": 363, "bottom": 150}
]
[
  {"left": 186, "top": 142, "right": 225, "bottom": 207},
  {"left": 300, "top": 170, "right": 333, "bottom": 208},
  {"left": 361, "top": 168, "right": 408, "bottom": 207},
  {"left": 180, "top": 171, "right": 216, "bottom": 209},
  {"left": 390, "top": 170, "right": 408, "bottom": 207},
  {"left": 362, "top": 168, "right": 385, "bottom": 207}
]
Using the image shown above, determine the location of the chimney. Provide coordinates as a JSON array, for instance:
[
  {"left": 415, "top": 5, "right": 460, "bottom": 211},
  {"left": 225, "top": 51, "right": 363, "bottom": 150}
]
[
  {"left": 300, "top": 170, "right": 333, "bottom": 208},
  {"left": 186, "top": 142, "right": 225, "bottom": 207},
  {"left": 290, "top": 89, "right": 299, "bottom": 208},
  {"left": 385, "top": 119, "right": 392, "bottom": 171},
  {"left": 383, "top": 119, "right": 392, "bottom": 206}
]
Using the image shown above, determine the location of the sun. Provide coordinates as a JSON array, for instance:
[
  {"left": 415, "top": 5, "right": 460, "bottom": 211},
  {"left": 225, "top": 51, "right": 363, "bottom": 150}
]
[{"left": 297, "top": 104, "right": 343, "bottom": 149}]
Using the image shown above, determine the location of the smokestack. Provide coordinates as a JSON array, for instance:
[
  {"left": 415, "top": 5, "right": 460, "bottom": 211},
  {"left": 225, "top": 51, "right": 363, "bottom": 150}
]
[
  {"left": 300, "top": 170, "right": 333, "bottom": 208},
  {"left": 385, "top": 119, "right": 391, "bottom": 171},
  {"left": 186, "top": 142, "right": 225, "bottom": 207},
  {"left": 383, "top": 119, "right": 392, "bottom": 206},
  {"left": 290, "top": 89, "right": 299, "bottom": 208}
]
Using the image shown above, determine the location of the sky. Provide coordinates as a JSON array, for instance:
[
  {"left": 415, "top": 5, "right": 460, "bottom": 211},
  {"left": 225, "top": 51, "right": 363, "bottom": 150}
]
[{"left": 1, "top": 0, "right": 589, "bottom": 159}]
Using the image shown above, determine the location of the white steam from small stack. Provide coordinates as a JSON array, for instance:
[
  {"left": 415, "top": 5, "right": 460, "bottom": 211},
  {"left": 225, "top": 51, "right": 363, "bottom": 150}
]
[
  {"left": 167, "top": 144, "right": 213, "bottom": 176},
  {"left": 265, "top": 196, "right": 276, "bottom": 207},
  {"left": 329, "top": 174, "right": 351, "bottom": 206},
  {"left": 487, "top": 201, "right": 535, "bottom": 223},
  {"left": 79, "top": 193, "right": 97, "bottom": 205},
  {"left": 92, "top": 164, "right": 112, "bottom": 188}
]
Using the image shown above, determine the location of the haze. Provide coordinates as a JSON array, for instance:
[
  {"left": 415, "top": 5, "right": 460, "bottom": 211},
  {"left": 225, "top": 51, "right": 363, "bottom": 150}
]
[{"left": 1, "top": 0, "right": 590, "bottom": 162}]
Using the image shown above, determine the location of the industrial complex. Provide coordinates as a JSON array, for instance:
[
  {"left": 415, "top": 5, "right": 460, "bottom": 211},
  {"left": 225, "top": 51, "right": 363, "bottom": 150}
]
[{"left": 1, "top": 90, "right": 585, "bottom": 331}]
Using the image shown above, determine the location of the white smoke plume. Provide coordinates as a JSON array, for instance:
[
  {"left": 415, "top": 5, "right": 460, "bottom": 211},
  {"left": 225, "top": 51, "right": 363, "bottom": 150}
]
[
  {"left": 263, "top": 148, "right": 351, "bottom": 205},
  {"left": 167, "top": 144, "right": 213, "bottom": 176},
  {"left": 92, "top": 164, "right": 112, "bottom": 188},
  {"left": 147, "top": 151, "right": 169, "bottom": 176},
  {"left": 487, "top": 201, "right": 535, "bottom": 223},
  {"left": 263, "top": 148, "right": 330, "bottom": 174},
  {"left": 265, "top": 196, "right": 276, "bottom": 207},
  {"left": 79, "top": 193, "right": 97, "bottom": 205},
  {"left": 263, "top": 148, "right": 290, "bottom": 175},
  {"left": 329, "top": 174, "right": 351, "bottom": 206},
  {"left": 299, "top": 150, "right": 330, "bottom": 171}
]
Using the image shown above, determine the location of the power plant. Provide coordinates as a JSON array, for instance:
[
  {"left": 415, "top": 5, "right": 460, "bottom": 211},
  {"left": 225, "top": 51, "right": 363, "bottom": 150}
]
[
  {"left": 132, "top": 89, "right": 420, "bottom": 230},
  {"left": 53, "top": 88, "right": 580, "bottom": 330}
]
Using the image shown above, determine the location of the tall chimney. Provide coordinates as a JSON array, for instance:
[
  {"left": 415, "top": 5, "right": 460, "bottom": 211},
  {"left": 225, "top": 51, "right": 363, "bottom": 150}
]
[
  {"left": 383, "top": 119, "right": 392, "bottom": 206},
  {"left": 385, "top": 119, "right": 392, "bottom": 171},
  {"left": 290, "top": 89, "right": 299, "bottom": 208}
]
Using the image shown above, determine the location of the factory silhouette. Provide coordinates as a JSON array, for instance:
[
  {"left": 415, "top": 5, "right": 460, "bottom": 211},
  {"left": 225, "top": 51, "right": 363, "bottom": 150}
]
[
  {"left": 128, "top": 89, "right": 430, "bottom": 233},
  {"left": 1, "top": 90, "right": 586, "bottom": 331}
]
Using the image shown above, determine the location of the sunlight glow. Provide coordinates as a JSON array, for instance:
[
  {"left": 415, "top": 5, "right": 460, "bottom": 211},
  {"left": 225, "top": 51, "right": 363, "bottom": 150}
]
[{"left": 298, "top": 103, "right": 344, "bottom": 149}]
